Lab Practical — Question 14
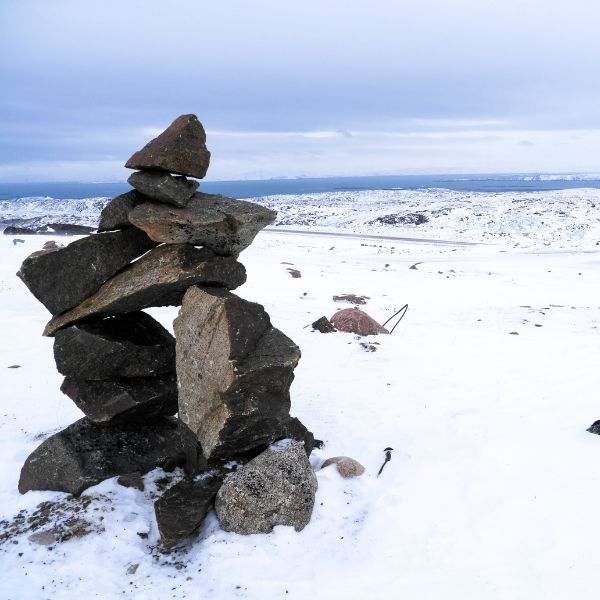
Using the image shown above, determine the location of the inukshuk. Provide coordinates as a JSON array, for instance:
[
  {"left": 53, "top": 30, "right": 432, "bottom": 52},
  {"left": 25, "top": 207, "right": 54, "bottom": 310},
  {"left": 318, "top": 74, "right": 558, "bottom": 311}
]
[{"left": 16, "top": 114, "right": 317, "bottom": 547}]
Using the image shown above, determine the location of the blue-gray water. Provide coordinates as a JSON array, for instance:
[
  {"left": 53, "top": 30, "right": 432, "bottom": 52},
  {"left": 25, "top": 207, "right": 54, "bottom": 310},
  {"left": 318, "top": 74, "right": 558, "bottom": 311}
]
[{"left": 2, "top": 173, "right": 600, "bottom": 202}]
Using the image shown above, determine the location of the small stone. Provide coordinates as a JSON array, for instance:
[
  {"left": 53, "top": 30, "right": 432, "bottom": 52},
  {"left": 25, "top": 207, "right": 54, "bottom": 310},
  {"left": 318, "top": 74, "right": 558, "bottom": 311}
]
[
  {"left": 321, "top": 456, "right": 365, "bottom": 478},
  {"left": 17, "top": 229, "right": 156, "bottom": 316},
  {"left": 215, "top": 441, "right": 317, "bottom": 534},
  {"left": 587, "top": 421, "right": 600, "bottom": 435},
  {"left": 154, "top": 469, "right": 224, "bottom": 547},
  {"left": 128, "top": 194, "right": 276, "bottom": 256},
  {"left": 28, "top": 531, "right": 59, "bottom": 546},
  {"left": 53, "top": 312, "right": 175, "bottom": 380},
  {"left": 125, "top": 114, "right": 211, "bottom": 179},
  {"left": 8, "top": 365, "right": 21, "bottom": 369},
  {"left": 312, "top": 316, "right": 336, "bottom": 333},
  {"left": 60, "top": 374, "right": 178, "bottom": 424},
  {"left": 98, "top": 190, "right": 147, "bottom": 232},
  {"left": 126, "top": 563, "right": 140, "bottom": 575},
  {"left": 333, "top": 294, "right": 369, "bottom": 305},
  {"left": 128, "top": 171, "right": 198, "bottom": 207},
  {"left": 44, "top": 245, "right": 246, "bottom": 336},
  {"left": 287, "top": 268, "right": 302, "bottom": 278},
  {"left": 330, "top": 308, "right": 388, "bottom": 336},
  {"left": 42, "top": 241, "right": 64, "bottom": 250},
  {"left": 19, "top": 417, "right": 185, "bottom": 496}
]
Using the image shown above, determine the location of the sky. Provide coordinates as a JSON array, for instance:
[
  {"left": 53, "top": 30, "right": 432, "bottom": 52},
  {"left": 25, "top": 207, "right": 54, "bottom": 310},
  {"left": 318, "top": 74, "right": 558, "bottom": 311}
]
[{"left": 1, "top": 0, "right": 600, "bottom": 182}]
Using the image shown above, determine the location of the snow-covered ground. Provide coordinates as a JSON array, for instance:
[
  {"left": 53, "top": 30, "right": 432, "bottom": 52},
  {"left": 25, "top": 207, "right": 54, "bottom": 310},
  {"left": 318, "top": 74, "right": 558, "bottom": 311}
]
[{"left": 1, "top": 196, "right": 600, "bottom": 599}]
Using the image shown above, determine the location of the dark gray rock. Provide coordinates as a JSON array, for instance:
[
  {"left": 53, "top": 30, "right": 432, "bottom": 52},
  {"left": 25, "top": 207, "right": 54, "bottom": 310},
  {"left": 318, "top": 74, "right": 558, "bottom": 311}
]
[
  {"left": 18, "top": 417, "right": 185, "bottom": 496},
  {"left": 53, "top": 312, "right": 175, "bottom": 380},
  {"left": 154, "top": 469, "right": 224, "bottom": 547},
  {"left": 215, "top": 441, "right": 317, "bottom": 534},
  {"left": 128, "top": 171, "right": 198, "bottom": 208},
  {"left": 98, "top": 191, "right": 147, "bottom": 232},
  {"left": 44, "top": 245, "right": 246, "bottom": 336},
  {"left": 60, "top": 374, "right": 178, "bottom": 424},
  {"left": 128, "top": 193, "right": 277, "bottom": 256},
  {"left": 587, "top": 421, "right": 600, "bottom": 435},
  {"left": 17, "top": 229, "right": 156, "bottom": 316},
  {"left": 125, "top": 114, "right": 211, "bottom": 179},
  {"left": 311, "top": 316, "right": 336, "bottom": 333},
  {"left": 282, "top": 416, "right": 317, "bottom": 455},
  {"left": 175, "top": 286, "right": 302, "bottom": 461}
]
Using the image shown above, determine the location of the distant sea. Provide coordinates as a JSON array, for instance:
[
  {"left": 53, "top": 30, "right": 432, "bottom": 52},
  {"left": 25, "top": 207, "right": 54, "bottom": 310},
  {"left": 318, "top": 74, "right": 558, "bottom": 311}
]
[{"left": 2, "top": 173, "right": 600, "bottom": 202}]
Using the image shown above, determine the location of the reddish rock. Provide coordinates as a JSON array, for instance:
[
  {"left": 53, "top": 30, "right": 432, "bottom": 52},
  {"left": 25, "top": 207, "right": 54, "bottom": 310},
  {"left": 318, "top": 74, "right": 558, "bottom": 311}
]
[
  {"left": 330, "top": 308, "right": 389, "bottom": 336},
  {"left": 125, "top": 114, "right": 211, "bottom": 179}
]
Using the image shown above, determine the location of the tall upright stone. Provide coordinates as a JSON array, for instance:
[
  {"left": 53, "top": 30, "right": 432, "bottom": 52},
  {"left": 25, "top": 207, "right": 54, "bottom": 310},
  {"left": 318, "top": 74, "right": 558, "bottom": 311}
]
[{"left": 174, "top": 286, "right": 302, "bottom": 461}]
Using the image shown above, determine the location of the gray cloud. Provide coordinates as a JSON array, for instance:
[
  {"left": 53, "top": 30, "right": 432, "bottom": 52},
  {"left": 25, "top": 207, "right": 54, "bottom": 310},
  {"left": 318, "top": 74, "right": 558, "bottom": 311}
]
[{"left": 1, "top": 0, "right": 600, "bottom": 180}]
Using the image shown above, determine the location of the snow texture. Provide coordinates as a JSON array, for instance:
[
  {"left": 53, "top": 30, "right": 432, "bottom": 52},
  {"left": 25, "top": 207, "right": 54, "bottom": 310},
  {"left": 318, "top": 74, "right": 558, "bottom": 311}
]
[{"left": 1, "top": 191, "right": 600, "bottom": 598}]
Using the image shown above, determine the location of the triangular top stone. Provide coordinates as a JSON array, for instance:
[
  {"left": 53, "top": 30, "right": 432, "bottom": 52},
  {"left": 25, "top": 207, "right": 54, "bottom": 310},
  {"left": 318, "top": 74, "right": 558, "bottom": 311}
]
[{"left": 126, "top": 114, "right": 211, "bottom": 179}]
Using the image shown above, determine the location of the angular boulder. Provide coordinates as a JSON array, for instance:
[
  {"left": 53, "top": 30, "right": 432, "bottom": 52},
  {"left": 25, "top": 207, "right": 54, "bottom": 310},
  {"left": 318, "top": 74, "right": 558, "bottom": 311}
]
[
  {"left": 17, "top": 229, "right": 156, "bottom": 315},
  {"left": 54, "top": 312, "right": 175, "bottom": 379},
  {"left": 175, "top": 286, "right": 303, "bottom": 461},
  {"left": 154, "top": 469, "right": 225, "bottom": 547},
  {"left": 98, "top": 190, "right": 147, "bottom": 232},
  {"left": 125, "top": 114, "right": 211, "bottom": 179},
  {"left": 18, "top": 417, "right": 185, "bottom": 496},
  {"left": 44, "top": 245, "right": 246, "bottom": 336},
  {"left": 330, "top": 308, "right": 389, "bottom": 336},
  {"left": 128, "top": 170, "right": 198, "bottom": 208},
  {"left": 215, "top": 441, "right": 317, "bottom": 534},
  {"left": 128, "top": 193, "right": 277, "bottom": 256},
  {"left": 60, "top": 374, "right": 178, "bottom": 424}
]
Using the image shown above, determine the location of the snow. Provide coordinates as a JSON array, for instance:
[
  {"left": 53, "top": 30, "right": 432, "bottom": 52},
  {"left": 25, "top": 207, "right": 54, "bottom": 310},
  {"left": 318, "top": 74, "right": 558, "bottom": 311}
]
[{"left": 1, "top": 197, "right": 600, "bottom": 599}]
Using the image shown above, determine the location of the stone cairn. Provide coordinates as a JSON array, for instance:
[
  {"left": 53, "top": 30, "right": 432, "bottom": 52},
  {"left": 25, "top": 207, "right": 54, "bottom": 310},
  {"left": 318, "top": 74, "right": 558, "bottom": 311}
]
[{"left": 16, "top": 114, "right": 318, "bottom": 547}]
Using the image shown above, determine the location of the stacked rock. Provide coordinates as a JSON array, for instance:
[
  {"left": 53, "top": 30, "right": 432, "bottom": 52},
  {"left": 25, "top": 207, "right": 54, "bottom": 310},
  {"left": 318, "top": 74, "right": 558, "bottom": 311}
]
[{"left": 17, "top": 115, "right": 317, "bottom": 545}]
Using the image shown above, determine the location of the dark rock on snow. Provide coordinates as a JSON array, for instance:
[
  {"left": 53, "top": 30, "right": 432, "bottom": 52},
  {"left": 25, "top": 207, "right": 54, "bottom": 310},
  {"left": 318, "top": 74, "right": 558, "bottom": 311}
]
[
  {"left": 587, "top": 421, "right": 600, "bottom": 435},
  {"left": 128, "top": 193, "right": 277, "bottom": 256},
  {"left": 312, "top": 316, "right": 336, "bottom": 333},
  {"left": 17, "top": 228, "right": 156, "bottom": 316},
  {"left": 175, "top": 286, "right": 304, "bottom": 461},
  {"left": 4, "top": 223, "right": 95, "bottom": 236},
  {"left": 128, "top": 170, "right": 198, "bottom": 208},
  {"left": 98, "top": 190, "right": 147, "bottom": 232},
  {"left": 44, "top": 245, "right": 246, "bottom": 336},
  {"left": 154, "top": 469, "right": 225, "bottom": 547},
  {"left": 60, "top": 374, "right": 178, "bottom": 425},
  {"left": 18, "top": 417, "right": 185, "bottom": 496},
  {"left": 125, "top": 114, "right": 211, "bottom": 179},
  {"left": 215, "top": 441, "right": 317, "bottom": 534},
  {"left": 53, "top": 312, "right": 175, "bottom": 379},
  {"left": 333, "top": 294, "right": 369, "bottom": 305},
  {"left": 330, "top": 308, "right": 389, "bottom": 336}
]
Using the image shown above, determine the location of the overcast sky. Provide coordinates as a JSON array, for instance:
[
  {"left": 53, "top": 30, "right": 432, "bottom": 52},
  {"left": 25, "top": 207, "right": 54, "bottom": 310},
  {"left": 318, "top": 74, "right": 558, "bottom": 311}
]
[{"left": 1, "top": 0, "right": 600, "bottom": 181}]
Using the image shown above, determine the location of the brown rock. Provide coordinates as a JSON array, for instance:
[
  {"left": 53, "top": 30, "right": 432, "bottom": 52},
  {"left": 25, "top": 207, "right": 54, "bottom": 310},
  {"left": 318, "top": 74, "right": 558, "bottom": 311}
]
[
  {"left": 44, "top": 245, "right": 246, "bottom": 336},
  {"left": 321, "top": 456, "right": 365, "bottom": 478},
  {"left": 17, "top": 229, "right": 156, "bottom": 316},
  {"left": 330, "top": 308, "right": 389, "bottom": 336},
  {"left": 125, "top": 114, "right": 211, "bottom": 179},
  {"left": 175, "top": 286, "right": 303, "bottom": 461},
  {"left": 128, "top": 193, "right": 277, "bottom": 256}
]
